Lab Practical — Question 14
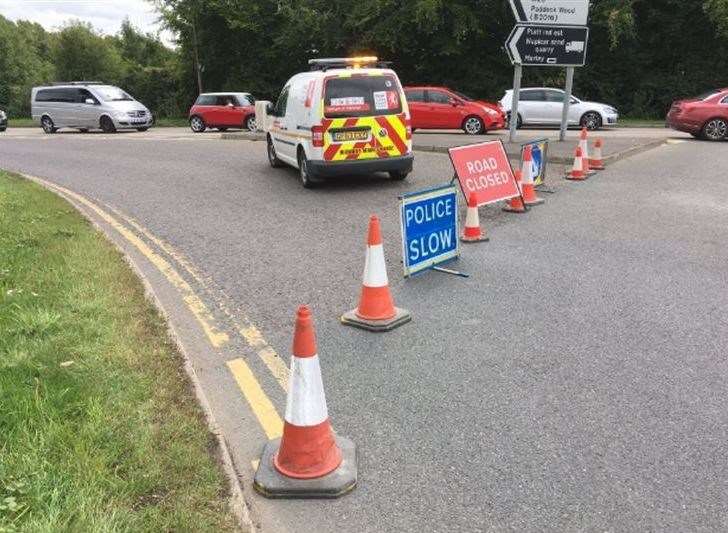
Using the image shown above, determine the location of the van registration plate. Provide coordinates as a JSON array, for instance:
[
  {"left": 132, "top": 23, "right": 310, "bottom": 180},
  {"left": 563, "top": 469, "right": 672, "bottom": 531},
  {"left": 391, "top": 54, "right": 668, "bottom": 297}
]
[{"left": 331, "top": 129, "right": 369, "bottom": 143}]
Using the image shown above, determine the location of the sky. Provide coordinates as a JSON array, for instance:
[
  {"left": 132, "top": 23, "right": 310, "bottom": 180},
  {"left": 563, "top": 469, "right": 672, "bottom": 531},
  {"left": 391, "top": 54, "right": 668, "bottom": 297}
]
[{"left": 0, "top": 0, "right": 173, "bottom": 44}]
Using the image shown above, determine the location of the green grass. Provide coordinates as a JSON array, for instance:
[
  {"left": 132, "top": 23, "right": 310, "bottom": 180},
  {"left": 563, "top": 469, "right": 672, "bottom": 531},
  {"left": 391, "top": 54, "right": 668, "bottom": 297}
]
[
  {"left": 616, "top": 117, "right": 666, "bottom": 128},
  {"left": 0, "top": 171, "right": 238, "bottom": 532},
  {"left": 7, "top": 118, "right": 189, "bottom": 129}
]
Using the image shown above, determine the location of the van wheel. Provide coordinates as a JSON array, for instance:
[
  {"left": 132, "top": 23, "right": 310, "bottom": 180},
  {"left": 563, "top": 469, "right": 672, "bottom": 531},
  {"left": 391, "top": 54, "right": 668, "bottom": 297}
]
[
  {"left": 463, "top": 116, "right": 485, "bottom": 135},
  {"left": 267, "top": 136, "right": 283, "bottom": 168},
  {"left": 41, "top": 116, "right": 57, "bottom": 134},
  {"left": 100, "top": 116, "right": 116, "bottom": 133},
  {"left": 190, "top": 116, "right": 206, "bottom": 133},
  {"left": 245, "top": 115, "right": 257, "bottom": 132},
  {"left": 78, "top": 128, "right": 89, "bottom": 133},
  {"left": 389, "top": 171, "right": 409, "bottom": 180},
  {"left": 298, "top": 148, "right": 317, "bottom": 189},
  {"left": 136, "top": 127, "right": 149, "bottom": 132}
]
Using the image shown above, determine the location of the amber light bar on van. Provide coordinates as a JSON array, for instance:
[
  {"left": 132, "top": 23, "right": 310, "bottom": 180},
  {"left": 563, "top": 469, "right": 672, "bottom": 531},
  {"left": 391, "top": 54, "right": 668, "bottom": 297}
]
[{"left": 309, "top": 57, "right": 389, "bottom": 71}]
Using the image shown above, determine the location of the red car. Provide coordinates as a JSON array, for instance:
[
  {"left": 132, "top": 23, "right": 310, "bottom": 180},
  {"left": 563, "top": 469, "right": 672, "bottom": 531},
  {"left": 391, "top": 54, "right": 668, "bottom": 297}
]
[
  {"left": 667, "top": 88, "right": 728, "bottom": 141},
  {"left": 189, "top": 92, "right": 256, "bottom": 132},
  {"left": 403, "top": 86, "right": 506, "bottom": 135}
]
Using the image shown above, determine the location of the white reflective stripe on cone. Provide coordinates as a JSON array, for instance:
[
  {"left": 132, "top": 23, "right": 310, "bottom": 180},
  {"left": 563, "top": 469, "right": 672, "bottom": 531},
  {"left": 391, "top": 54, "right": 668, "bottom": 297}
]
[
  {"left": 521, "top": 161, "right": 533, "bottom": 185},
  {"left": 285, "top": 355, "right": 328, "bottom": 427},
  {"left": 573, "top": 156, "right": 582, "bottom": 172},
  {"left": 580, "top": 140, "right": 589, "bottom": 160},
  {"left": 465, "top": 206, "right": 479, "bottom": 228},
  {"left": 362, "top": 244, "right": 388, "bottom": 288}
]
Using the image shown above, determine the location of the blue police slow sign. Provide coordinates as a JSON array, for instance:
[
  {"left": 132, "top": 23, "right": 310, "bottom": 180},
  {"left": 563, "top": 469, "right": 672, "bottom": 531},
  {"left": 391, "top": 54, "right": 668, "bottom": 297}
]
[{"left": 399, "top": 185, "right": 459, "bottom": 277}]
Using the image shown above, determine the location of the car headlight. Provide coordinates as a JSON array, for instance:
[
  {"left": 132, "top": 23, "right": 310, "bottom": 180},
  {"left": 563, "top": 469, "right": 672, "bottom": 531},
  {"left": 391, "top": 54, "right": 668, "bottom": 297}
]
[
  {"left": 483, "top": 107, "right": 499, "bottom": 117},
  {"left": 606, "top": 106, "right": 618, "bottom": 114},
  {"left": 115, "top": 112, "right": 127, "bottom": 119},
  {"left": 0, "top": 110, "right": 6, "bottom": 120}
]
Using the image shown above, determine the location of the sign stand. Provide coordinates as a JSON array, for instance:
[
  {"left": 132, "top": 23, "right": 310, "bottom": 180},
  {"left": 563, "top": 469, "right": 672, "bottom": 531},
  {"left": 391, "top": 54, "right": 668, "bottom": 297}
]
[
  {"left": 559, "top": 67, "right": 575, "bottom": 142},
  {"left": 509, "top": 64, "right": 522, "bottom": 144},
  {"left": 431, "top": 265, "right": 470, "bottom": 278}
]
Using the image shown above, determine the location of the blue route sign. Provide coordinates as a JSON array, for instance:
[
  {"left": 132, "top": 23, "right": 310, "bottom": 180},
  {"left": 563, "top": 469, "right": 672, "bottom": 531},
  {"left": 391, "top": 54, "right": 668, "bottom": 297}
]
[{"left": 399, "top": 185, "right": 459, "bottom": 277}]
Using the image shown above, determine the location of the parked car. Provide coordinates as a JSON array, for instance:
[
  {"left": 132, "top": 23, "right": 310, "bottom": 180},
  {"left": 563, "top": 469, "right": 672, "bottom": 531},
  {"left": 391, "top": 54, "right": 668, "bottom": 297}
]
[
  {"left": 667, "top": 88, "right": 728, "bottom": 141},
  {"left": 188, "top": 93, "right": 256, "bottom": 132},
  {"left": 404, "top": 86, "right": 505, "bottom": 135},
  {"left": 500, "top": 88, "right": 619, "bottom": 130},
  {"left": 256, "top": 57, "right": 413, "bottom": 188},
  {"left": 31, "top": 82, "right": 152, "bottom": 133},
  {"left": 0, "top": 108, "right": 6, "bottom": 132}
]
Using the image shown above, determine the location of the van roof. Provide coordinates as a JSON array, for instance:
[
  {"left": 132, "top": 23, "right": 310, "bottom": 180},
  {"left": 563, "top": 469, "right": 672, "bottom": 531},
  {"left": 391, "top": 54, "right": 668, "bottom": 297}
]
[{"left": 199, "top": 92, "right": 252, "bottom": 96}]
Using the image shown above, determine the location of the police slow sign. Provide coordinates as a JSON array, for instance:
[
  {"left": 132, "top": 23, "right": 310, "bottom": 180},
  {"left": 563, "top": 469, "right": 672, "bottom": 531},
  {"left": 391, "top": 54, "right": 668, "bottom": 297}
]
[
  {"left": 400, "top": 185, "right": 459, "bottom": 277},
  {"left": 448, "top": 140, "right": 521, "bottom": 207}
]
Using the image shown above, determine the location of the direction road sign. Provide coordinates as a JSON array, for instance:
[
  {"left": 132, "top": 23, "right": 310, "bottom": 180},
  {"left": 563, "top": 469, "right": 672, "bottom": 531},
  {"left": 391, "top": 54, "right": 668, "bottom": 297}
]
[
  {"left": 510, "top": 0, "right": 589, "bottom": 26},
  {"left": 506, "top": 24, "right": 589, "bottom": 67}
]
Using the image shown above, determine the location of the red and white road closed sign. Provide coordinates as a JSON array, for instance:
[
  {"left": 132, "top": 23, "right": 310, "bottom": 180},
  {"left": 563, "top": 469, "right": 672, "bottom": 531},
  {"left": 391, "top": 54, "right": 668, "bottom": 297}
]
[{"left": 448, "top": 140, "right": 521, "bottom": 206}]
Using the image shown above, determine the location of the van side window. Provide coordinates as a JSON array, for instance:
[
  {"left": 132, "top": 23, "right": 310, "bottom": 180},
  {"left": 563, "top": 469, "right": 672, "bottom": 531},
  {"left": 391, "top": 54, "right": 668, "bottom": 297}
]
[
  {"left": 77, "top": 89, "right": 97, "bottom": 104},
  {"left": 274, "top": 86, "right": 290, "bottom": 117}
]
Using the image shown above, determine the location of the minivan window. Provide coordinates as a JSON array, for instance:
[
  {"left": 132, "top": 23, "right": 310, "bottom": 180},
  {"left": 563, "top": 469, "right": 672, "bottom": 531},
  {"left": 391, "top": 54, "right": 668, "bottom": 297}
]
[
  {"left": 36, "top": 88, "right": 76, "bottom": 103},
  {"left": 324, "top": 75, "right": 402, "bottom": 118},
  {"left": 78, "top": 88, "right": 98, "bottom": 104},
  {"left": 95, "top": 86, "right": 134, "bottom": 102}
]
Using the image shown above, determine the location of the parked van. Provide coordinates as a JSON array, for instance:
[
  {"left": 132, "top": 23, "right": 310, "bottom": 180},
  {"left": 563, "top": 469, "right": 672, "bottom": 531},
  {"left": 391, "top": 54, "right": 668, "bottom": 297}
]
[
  {"left": 31, "top": 82, "right": 153, "bottom": 133},
  {"left": 256, "top": 57, "right": 413, "bottom": 188}
]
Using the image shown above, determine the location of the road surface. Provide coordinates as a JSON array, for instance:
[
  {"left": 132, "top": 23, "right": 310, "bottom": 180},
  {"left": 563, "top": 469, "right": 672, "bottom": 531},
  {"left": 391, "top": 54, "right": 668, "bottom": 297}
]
[{"left": 1, "top": 131, "right": 726, "bottom": 532}]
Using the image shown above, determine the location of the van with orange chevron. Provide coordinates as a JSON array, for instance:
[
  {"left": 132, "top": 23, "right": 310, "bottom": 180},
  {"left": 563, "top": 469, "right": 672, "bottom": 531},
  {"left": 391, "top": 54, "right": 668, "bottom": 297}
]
[{"left": 255, "top": 57, "right": 414, "bottom": 188}]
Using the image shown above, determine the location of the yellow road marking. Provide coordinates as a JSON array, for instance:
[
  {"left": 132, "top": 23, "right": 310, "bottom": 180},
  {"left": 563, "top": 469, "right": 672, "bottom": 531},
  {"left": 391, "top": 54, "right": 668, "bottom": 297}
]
[
  {"left": 227, "top": 359, "right": 283, "bottom": 440},
  {"left": 105, "top": 205, "right": 290, "bottom": 392},
  {"left": 23, "top": 175, "right": 229, "bottom": 348}
]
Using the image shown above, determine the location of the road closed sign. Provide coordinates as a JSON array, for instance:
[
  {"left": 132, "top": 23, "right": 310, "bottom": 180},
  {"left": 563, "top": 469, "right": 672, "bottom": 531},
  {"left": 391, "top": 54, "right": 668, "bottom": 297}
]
[
  {"left": 399, "top": 185, "right": 459, "bottom": 277},
  {"left": 448, "top": 140, "right": 521, "bottom": 207}
]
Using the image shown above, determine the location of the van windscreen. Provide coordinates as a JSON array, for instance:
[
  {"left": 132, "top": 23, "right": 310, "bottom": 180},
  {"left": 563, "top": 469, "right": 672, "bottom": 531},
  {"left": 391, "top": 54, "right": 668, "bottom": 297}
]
[{"left": 324, "top": 75, "right": 402, "bottom": 118}]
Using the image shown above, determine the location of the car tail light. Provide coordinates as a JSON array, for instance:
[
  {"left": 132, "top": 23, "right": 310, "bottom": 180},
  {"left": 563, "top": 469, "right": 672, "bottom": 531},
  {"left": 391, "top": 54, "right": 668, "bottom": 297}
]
[
  {"left": 312, "top": 125, "right": 324, "bottom": 147},
  {"left": 405, "top": 117, "right": 412, "bottom": 140}
]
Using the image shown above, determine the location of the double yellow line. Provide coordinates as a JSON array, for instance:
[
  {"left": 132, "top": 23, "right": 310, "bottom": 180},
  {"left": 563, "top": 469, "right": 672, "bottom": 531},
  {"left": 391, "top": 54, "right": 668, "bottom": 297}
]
[{"left": 24, "top": 174, "right": 286, "bottom": 442}]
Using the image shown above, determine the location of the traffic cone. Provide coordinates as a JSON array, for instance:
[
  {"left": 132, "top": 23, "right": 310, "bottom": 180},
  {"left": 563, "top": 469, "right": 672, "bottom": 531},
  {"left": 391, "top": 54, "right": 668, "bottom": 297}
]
[
  {"left": 254, "top": 305, "right": 357, "bottom": 498},
  {"left": 461, "top": 193, "right": 489, "bottom": 243},
  {"left": 503, "top": 170, "right": 527, "bottom": 213},
  {"left": 565, "top": 146, "right": 587, "bottom": 181},
  {"left": 579, "top": 127, "right": 596, "bottom": 175},
  {"left": 590, "top": 138, "right": 605, "bottom": 170},
  {"left": 520, "top": 145, "right": 545, "bottom": 206},
  {"left": 341, "top": 215, "right": 411, "bottom": 332}
]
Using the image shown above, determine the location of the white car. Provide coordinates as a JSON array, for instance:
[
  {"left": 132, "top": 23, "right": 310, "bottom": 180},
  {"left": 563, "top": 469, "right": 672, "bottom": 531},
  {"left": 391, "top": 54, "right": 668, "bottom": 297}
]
[{"left": 500, "top": 88, "right": 619, "bottom": 130}]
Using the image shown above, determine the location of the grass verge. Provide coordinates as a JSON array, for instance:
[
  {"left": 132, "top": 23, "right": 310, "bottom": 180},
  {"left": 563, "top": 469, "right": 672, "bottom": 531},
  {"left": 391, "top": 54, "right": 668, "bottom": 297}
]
[{"left": 0, "top": 171, "right": 238, "bottom": 532}]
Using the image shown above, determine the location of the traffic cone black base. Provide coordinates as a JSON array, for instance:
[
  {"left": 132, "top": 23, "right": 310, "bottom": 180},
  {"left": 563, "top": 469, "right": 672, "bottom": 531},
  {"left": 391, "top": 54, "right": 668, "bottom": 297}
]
[
  {"left": 461, "top": 235, "right": 490, "bottom": 243},
  {"left": 341, "top": 307, "right": 411, "bottom": 332},
  {"left": 254, "top": 436, "right": 357, "bottom": 499}
]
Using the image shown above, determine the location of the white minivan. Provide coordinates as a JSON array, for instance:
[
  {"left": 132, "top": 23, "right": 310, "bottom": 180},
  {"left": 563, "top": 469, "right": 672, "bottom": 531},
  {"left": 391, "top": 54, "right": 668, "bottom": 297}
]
[
  {"left": 256, "top": 57, "right": 413, "bottom": 188},
  {"left": 31, "top": 82, "right": 153, "bottom": 133}
]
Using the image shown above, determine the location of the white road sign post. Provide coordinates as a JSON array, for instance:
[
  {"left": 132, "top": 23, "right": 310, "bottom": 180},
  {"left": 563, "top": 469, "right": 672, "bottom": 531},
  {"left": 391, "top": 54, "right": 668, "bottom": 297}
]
[{"left": 505, "top": 0, "right": 590, "bottom": 143}]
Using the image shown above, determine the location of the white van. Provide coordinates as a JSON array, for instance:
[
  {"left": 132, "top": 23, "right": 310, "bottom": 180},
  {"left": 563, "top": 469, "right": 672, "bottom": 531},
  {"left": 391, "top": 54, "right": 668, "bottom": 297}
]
[
  {"left": 256, "top": 57, "right": 413, "bottom": 188},
  {"left": 31, "top": 82, "right": 153, "bottom": 133}
]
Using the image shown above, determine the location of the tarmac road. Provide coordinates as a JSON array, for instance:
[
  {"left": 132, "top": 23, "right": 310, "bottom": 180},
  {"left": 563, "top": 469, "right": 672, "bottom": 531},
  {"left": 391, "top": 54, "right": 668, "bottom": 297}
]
[{"left": 1, "top": 131, "right": 727, "bottom": 532}]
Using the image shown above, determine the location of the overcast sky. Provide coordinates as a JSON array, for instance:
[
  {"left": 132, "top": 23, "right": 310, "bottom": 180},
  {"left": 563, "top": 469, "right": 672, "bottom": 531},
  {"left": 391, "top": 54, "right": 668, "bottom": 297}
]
[{"left": 0, "top": 0, "right": 173, "bottom": 43}]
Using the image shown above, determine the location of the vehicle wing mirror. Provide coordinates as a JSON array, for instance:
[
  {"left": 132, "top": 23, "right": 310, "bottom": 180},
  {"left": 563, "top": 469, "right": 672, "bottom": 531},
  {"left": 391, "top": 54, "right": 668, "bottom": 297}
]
[{"left": 85, "top": 98, "right": 95, "bottom": 105}]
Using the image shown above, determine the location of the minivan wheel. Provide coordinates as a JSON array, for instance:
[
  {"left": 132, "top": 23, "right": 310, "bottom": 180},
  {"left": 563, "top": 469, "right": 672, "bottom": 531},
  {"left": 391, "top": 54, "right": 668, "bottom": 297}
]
[
  {"left": 298, "top": 149, "right": 316, "bottom": 189},
  {"left": 580, "top": 112, "right": 602, "bottom": 130},
  {"left": 245, "top": 115, "right": 257, "bottom": 132},
  {"left": 100, "top": 116, "right": 116, "bottom": 133},
  {"left": 41, "top": 116, "right": 56, "bottom": 134},
  {"left": 389, "top": 170, "right": 409, "bottom": 180},
  {"left": 136, "top": 127, "right": 149, "bottom": 132},
  {"left": 190, "top": 116, "right": 206, "bottom": 133},
  {"left": 463, "top": 116, "right": 485, "bottom": 135},
  {"left": 702, "top": 118, "right": 727, "bottom": 141},
  {"left": 267, "top": 137, "right": 283, "bottom": 168}
]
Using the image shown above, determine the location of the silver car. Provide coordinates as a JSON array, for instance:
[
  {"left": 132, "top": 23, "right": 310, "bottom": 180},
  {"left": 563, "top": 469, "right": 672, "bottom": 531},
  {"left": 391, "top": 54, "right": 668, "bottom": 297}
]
[{"left": 31, "top": 82, "right": 153, "bottom": 133}]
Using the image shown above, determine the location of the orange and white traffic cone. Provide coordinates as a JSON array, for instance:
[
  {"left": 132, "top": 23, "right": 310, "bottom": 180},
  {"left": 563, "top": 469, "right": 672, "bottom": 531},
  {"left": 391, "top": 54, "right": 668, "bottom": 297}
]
[
  {"left": 503, "top": 170, "right": 527, "bottom": 213},
  {"left": 254, "top": 305, "right": 357, "bottom": 498},
  {"left": 341, "top": 215, "right": 411, "bottom": 331},
  {"left": 579, "top": 127, "right": 596, "bottom": 175},
  {"left": 565, "top": 146, "right": 587, "bottom": 180},
  {"left": 461, "top": 193, "right": 489, "bottom": 243},
  {"left": 520, "top": 145, "right": 545, "bottom": 206},
  {"left": 589, "top": 138, "right": 605, "bottom": 170}
]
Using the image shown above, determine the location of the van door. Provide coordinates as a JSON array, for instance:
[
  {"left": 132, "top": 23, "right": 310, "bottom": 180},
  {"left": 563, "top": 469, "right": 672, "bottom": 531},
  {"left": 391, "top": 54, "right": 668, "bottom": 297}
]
[
  {"left": 76, "top": 89, "right": 100, "bottom": 128},
  {"left": 270, "top": 85, "right": 295, "bottom": 163}
]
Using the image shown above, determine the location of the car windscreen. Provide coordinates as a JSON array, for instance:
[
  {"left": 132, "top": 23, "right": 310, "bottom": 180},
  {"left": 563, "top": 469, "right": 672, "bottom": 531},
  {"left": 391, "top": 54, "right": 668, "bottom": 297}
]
[
  {"left": 324, "top": 75, "right": 402, "bottom": 118},
  {"left": 238, "top": 94, "right": 255, "bottom": 106},
  {"left": 95, "top": 86, "right": 134, "bottom": 102},
  {"left": 696, "top": 90, "right": 719, "bottom": 100},
  {"left": 453, "top": 90, "right": 474, "bottom": 102}
]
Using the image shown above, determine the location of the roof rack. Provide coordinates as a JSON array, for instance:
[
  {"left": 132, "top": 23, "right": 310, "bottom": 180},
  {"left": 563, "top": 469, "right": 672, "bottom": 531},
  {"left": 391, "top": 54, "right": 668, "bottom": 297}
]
[
  {"left": 308, "top": 57, "right": 392, "bottom": 71},
  {"left": 51, "top": 81, "right": 105, "bottom": 86}
]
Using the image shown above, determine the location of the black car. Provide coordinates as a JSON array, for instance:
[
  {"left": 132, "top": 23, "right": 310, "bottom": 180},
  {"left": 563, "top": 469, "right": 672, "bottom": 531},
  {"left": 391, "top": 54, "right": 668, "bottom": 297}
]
[{"left": 0, "top": 109, "right": 7, "bottom": 132}]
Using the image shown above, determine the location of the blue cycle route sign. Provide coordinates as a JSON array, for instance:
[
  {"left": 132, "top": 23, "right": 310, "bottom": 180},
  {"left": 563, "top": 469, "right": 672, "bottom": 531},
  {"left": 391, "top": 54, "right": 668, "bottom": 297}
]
[{"left": 399, "top": 185, "right": 460, "bottom": 277}]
